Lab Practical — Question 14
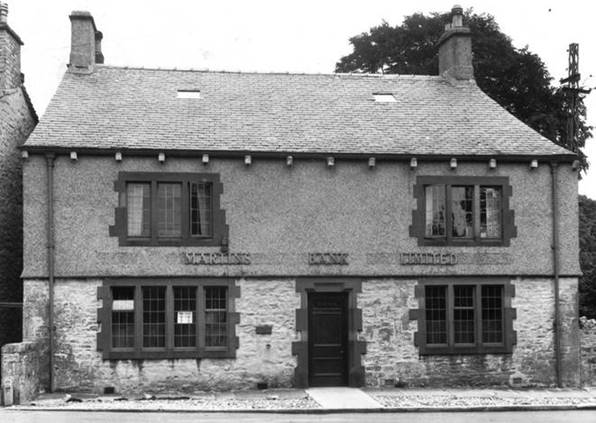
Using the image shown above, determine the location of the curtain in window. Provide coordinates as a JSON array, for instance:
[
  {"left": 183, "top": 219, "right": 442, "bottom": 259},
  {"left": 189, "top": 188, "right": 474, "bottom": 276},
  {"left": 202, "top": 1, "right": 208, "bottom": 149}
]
[
  {"left": 127, "top": 183, "right": 150, "bottom": 236},
  {"left": 190, "top": 183, "right": 212, "bottom": 237},
  {"left": 425, "top": 185, "right": 445, "bottom": 236},
  {"left": 480, "top": 187, "right": 502, "bottom": 238}
]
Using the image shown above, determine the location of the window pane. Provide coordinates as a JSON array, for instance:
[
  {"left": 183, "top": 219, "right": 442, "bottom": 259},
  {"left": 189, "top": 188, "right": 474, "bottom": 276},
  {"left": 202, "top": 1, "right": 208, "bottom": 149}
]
[
  {"left": 482, "top": 285, "right": 503, "bottom": 343},
  {"left": 425, "top": 286, "right": 447, "bottom": 344},
  {"left": 174, "top": 286, "right": 197, "bottom": 347},
  {"left": 451, "top": 186, "right": 474, "bottom": 238},
  {"left": 142, "top": 286, "right": 166, "bottom": 348},
  {"left": 480, "top": 186, "right": 502, "bottom": 239},
  {"left": 205, "top": 286, "right": 227, "bottom": 347},
  {"left": 190, "top": 182, "right": 212, "bottom": 237},
  {"left": 112, "top": 286, "right": 135, "bottom": 348},
  {"left": 157, "top": 183, "right": 182, "bottom": 238},
  {"left": 126, "top": 183, "right": 150, "bottom": 237},
  {"left": 425, "top": 185, "right": 446, "bottom": 237},
  {"left": 454, "top": 285, "right": 475, "bottom": 344}
]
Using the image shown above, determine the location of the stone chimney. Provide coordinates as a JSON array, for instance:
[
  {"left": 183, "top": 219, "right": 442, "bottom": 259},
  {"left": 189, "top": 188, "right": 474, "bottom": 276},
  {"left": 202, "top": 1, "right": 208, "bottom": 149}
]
[
  {"left": 68, "top": 11, "right": 103, "bottom": 73},
  {"left": 0, "top": 2, "right": 24, "bottom": 90},
  {"left": 437, "top": 5, "right": 473, "bottom": 80}
]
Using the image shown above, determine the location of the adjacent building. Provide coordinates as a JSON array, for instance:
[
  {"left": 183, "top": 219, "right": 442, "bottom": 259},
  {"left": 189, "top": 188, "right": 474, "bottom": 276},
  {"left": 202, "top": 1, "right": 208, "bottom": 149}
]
[
  {"left": 15, "top": 7, "right": 581, "bottom": 394},
  {"left": 0, "top": 2, "right": 37, "bottom": 351}
]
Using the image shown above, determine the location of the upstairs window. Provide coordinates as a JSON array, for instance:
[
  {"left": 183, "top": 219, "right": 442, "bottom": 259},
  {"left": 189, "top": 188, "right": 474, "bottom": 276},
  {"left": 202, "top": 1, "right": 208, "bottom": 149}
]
[
  {"left": 411, "top": 176, "right": 516, "bottom": 246},
  {"left": 110, "top": 172, "right": 228, "bottom": 247}
]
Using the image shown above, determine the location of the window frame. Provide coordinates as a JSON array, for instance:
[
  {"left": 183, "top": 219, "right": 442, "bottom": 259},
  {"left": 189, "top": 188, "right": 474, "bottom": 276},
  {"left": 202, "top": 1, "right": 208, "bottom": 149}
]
[
  {"left": 410, "top": 176, "right": 516, "bottom": 247},
  {"left": 110, "top": 172, "right": 228, "bottom": 247},
  {"left": 409, "top": 278, "right": 517, "bottom": 355},
  {"left": 97, "top": 278, "right": 240, "bottom": 360}
]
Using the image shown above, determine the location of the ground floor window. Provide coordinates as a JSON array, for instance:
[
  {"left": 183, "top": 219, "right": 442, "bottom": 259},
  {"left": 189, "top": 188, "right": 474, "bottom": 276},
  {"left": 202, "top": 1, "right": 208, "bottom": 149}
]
[
  {"left": 98, "top": 279, "right": 239, "bottom": 359},
  {"left": 411, "top": 278, "right": 516, "bottom": 354}
]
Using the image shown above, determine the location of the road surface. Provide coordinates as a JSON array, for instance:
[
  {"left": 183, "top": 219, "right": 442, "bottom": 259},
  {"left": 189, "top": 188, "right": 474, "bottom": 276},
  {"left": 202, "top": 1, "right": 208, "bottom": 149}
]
[{"left": 1, "top": 410, "right": 596, "bottom": 422}]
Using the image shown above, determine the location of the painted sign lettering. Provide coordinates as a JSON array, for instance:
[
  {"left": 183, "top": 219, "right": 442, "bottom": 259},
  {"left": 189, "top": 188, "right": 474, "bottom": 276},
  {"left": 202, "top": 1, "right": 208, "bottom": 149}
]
[
  {"left": 183, "top": 252, "right": 251, "bottom": 265},
  {"left": 308, "top": 253, "right": 349, "bottom": 265},
  {"left": 400, "top": 252, "right": 457, "bottom": 265}
]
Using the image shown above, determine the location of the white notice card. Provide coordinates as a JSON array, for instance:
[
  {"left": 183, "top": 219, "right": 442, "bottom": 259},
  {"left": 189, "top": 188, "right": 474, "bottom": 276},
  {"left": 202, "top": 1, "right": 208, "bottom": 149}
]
[{"left": 177, "top": 311, "right": 194, "bottom": 324}]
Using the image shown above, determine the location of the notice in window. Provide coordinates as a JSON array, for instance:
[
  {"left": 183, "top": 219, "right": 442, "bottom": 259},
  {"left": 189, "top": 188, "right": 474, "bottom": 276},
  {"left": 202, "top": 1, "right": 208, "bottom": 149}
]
[
  {"left": 112, "top": 300, "right": 134, "bottom": 311},
  {"left": 177, "top": 311, "right": 194, "bottom": 324}
]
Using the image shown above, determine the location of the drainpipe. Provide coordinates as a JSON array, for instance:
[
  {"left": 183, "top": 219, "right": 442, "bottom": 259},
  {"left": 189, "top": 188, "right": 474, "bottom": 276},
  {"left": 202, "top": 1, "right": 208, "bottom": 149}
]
[
  {"left": 551, "top": 161, "right": 562, "bottom": 388},
  {"left": 46, "top": 153, "right": 55, "bottom": 393}
]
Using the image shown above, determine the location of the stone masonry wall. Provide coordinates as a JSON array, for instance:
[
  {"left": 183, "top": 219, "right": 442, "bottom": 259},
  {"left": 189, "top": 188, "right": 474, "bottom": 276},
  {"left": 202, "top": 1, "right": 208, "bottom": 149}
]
[
  {"left": 21, "top": 276, "right": 580, "bottom": 392},
  {"left": 0, "top": 28, "right": 22, "bottom": 91},
  {"left": 0, "top": 87, "right": 36, "bottom": 361},
  {"left": 359, "top": 277, "right": 579, "bottom": 387},
  {"left": 1, "top": 341, "right": 41, "bottom": 405},
  {"left": 580, "top": 317, "right": 596, "bottom": 386},
  {"left": 23, "top": 278, "right": 300, "bottom": 394}
]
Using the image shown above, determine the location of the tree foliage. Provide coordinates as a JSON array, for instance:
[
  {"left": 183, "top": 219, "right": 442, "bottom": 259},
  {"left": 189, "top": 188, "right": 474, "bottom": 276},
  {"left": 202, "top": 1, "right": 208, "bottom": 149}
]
[
  {"left": 336, "top": 10, "right": 592, "bottom": 171},
  {"left": 580, "top": 195, "right": 596, "bottom": 318}
]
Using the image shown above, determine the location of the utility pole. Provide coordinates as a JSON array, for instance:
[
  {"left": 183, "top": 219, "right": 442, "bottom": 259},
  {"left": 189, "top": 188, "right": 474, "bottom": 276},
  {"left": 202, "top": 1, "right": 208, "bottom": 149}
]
[{"left": 560, "top": 43, "right": 591, "bottom": 149}]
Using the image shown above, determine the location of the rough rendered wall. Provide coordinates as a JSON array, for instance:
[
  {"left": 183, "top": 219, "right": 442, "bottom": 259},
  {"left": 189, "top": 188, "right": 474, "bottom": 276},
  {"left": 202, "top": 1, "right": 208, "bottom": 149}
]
[
  {"left": 23, "top": 278, "right": 299, "bottom": 394},
  {"left": 0, "top": 88, "right": 36, "bottom": 348},
  {"left": 22, "top": 157, "right": 580, "bottom": 279},
  {"left": 360, "top": 278, "right": 579, "bottom": 387}
]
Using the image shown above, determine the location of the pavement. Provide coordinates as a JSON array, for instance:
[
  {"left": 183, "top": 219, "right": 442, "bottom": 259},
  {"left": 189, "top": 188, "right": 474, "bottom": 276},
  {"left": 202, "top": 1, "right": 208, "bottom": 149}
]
[
  {"left": 306, "top": 387, "right": 382, "bottom": 409},
  {"left": 3, "top": 387, "right": 596, "bottom": 413}
]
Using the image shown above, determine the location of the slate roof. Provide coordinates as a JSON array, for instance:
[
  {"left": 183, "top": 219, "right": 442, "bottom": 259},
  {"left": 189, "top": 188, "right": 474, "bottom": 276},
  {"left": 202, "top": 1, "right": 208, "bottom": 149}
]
[{"left": 25, "top": 66, "right": 573, "bottom": 157}]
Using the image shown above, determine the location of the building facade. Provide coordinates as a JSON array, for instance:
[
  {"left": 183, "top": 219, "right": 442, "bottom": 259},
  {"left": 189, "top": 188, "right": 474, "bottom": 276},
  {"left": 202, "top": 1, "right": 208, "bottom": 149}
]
[
  {"left": 15, "top": 8, "right": 581, "bottom": 394},
  {"left": 0, "top": 2, "right": 37, "bottom": 350}
]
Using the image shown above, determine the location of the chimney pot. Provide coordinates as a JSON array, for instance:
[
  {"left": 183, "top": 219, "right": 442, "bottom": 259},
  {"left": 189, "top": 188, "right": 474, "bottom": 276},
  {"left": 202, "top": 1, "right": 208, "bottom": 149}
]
[
  {"left": 452, "top": 5, "right": 464, "bottom": 27},
  {"left": 0, "top": 1, "right": 24, "bottom": 90},
  {"left": 437, "top": 4, "right": 473, "bottom": 80},
  {"left": 68, "top": 11, "right": 103, "bottom": 73},
  {"left": 0, "top": 2, "right": 8, "bottom": 24}
]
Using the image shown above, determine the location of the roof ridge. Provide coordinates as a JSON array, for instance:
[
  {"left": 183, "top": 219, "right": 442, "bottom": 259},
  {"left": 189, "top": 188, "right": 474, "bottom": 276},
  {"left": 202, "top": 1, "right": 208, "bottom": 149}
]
[{"left": 95, "top": 64, "right": 441, "bottom": 79}]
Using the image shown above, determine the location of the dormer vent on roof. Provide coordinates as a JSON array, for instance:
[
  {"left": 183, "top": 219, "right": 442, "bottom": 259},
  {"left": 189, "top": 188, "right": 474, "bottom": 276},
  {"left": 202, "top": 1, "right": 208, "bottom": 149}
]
[
  {"left": 68, "top": 11, "right": 103, "bottom": 74},
  {"left": 177, "top": 89, "right": 201, "bottom": 99},
  {"left": 437, "top": 5, "right": 473, "bottom": 80},
  {"left": 373, "top": 93, "right": 397, "bottom": 102}
]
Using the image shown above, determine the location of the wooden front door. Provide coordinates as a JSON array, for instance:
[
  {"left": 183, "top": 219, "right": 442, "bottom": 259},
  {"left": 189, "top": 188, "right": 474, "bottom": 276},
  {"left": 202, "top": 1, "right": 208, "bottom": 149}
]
[{"left": 308, "top": 292, "right": 348, "bottom": 387}]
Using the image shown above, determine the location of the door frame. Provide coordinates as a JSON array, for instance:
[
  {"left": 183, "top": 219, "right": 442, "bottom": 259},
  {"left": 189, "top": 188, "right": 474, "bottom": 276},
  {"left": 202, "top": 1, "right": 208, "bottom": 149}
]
[
  {"left": 292, "top": 278, "right": 366, "bottom": 388},
  {"left": 307, "top": 291, "right": 349, "bottom": 387}
]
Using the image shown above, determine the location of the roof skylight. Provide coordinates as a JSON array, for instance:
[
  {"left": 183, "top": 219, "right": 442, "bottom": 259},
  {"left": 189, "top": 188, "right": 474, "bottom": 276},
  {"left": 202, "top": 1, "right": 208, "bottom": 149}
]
[
  {"left": 177, "top": 90, "right": 201, "bottom": 99},
  {"left": 373, "top": 93, "right": 397, "bottom": 103}
]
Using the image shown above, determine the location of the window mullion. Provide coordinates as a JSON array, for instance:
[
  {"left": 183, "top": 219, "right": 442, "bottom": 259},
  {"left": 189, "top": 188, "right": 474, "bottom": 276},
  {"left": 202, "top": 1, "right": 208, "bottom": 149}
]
[
  {"left": 447, "top": 284, "right": 454, "bottom": 349},
  {"left": 166, "top": 285, "right": 174, "bottom": 351},
  {"left": 150, "top": 180, "right": 158, "bottom": 245},
  {"left": 476, "top": 284, "right": 482, "bottom": 351},
  {"left": 473, "top": 185, "right": 480, "bottom": 241},
  {"left": 445, "top": 185, "right": 452, "bottom": 244},
  {"left": 134, "top": 286, "right": 142, "bottom": 355},
  {"left": 197, "top": 284, "right": 205, "bottom": 353},
  {"left": 181, "top": 181, "right": 190, "bottom": 241}
]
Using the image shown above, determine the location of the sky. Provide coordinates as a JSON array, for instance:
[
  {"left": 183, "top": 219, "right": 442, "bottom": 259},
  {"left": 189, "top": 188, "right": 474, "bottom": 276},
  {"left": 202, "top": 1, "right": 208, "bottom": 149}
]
[{"left": 6, "top": 0, "right": 596, "bottom": 197}]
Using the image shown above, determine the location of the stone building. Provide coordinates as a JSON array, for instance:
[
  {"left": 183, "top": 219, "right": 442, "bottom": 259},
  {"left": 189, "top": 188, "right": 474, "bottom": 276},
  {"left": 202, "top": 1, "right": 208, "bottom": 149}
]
[
  {"left": 0, "top": 2, "right": 37, "bottom": 351},
  {"left": 9, "top": 7, "right": 582, "bottom": 395}
]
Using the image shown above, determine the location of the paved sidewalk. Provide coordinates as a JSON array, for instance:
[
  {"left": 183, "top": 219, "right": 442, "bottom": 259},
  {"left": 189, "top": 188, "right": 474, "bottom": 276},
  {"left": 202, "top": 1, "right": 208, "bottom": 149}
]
[
  {"left": 4, "top": 387, "right": 596, "bottom": 413},
  {"left": 306, "top": 387, "right": 382, "bottom": 409}
]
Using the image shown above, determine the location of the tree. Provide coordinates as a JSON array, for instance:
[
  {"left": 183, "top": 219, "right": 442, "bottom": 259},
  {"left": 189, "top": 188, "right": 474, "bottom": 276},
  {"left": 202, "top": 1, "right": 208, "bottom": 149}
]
[
  {"left": 336, "top": 10, "right": 592, "bottom": 171},
  {"left": 579, "top": 195, "right": 596, "bottom": 318}
]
